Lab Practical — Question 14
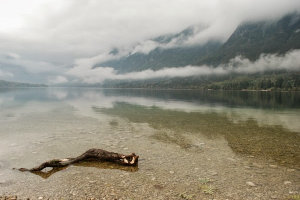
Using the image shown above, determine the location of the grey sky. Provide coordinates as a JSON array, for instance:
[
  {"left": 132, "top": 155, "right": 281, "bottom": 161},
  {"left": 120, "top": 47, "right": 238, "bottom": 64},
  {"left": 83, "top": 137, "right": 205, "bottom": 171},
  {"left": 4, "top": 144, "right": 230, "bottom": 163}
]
[{"left": 0, "top": 0, "right": 300, "bottom": 83}]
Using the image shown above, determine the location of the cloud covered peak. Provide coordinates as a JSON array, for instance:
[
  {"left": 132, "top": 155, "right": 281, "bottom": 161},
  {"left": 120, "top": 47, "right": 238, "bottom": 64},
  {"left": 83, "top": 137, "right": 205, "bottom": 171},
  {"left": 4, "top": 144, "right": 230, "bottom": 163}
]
[{"left": 0, "top": 0, "right": 299, "bottom": 83}]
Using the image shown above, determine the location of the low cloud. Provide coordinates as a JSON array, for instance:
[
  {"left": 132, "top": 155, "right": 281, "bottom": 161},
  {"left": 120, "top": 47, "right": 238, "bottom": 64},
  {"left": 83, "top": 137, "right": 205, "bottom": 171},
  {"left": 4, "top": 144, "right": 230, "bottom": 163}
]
[
  {"left": 0, "top": 69, "right": 13, "bottom": 78},
  {"left": 0, "top": 53, "right": 64, "bottom": 74},
  {"left": 0, "top": 52, "right": 69, "bottom": 83},
  {"left": 130, "top": 26, "right": 207, "bottom": 54},
  {"left": 48, "top": 75, "right": 68, "bottom": 84},
  {"left": 67, "top": 50, "right": 300, "bottom": 84},
  {"left": 0, "top": 0, "right": 300, "bottom": 83}
]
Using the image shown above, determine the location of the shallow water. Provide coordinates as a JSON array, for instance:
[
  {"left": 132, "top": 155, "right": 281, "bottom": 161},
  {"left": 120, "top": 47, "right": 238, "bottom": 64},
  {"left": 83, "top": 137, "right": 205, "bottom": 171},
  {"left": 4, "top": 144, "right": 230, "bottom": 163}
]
[{"left": 0, "top": 88, "right": 299, "bottom": 199}]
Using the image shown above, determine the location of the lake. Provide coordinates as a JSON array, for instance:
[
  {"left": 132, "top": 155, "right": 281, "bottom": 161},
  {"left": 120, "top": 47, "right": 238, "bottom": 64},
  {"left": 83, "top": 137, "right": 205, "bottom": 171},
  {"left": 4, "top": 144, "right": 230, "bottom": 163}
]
[{"left": 0, "top": 88, "right": 299, "bottom": 199}]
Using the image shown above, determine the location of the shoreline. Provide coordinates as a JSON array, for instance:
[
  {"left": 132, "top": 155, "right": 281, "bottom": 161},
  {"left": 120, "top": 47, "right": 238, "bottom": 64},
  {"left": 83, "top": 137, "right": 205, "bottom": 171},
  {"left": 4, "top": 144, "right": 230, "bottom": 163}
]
[{"left": 2, "top": 86, "right": 299, "bottom": 92}]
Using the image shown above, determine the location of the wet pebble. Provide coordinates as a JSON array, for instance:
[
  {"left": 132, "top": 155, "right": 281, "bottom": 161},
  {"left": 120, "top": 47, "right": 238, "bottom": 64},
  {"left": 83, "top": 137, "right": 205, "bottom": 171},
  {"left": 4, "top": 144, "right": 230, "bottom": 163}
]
[
  {"left": 89, "top": 181, "right": 97, "bottom": 184},
  {"left": 211, "top": 172, "right": 218, "bottom": 176},
  {"left": 284, "top": 181, "right": 291, "bottom": 185},
  {"left": 252, "top": 163, "right": 263, "bottom": 168},
  {"left": 227, "top": 158, "right": 236, "bottom": 162},
  {"left": 246, "top": 181, "right": 256, "bottom": 187},
  {"left": 38, "top": 197, "right": 43, "bottom": 200}
]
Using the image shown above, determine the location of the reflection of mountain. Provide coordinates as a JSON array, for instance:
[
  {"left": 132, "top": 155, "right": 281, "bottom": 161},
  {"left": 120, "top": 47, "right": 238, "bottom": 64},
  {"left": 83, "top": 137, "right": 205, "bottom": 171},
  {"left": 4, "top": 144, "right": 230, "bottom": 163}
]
[
  {"left": 1, "top": 87, "right": 300, "bottom": 168},
  {"left": 97, "top": 103, "right": 300, "bottom": 168},
  {"left": 102, "top": 89, "right": 300, "bottom": 109},
  {"left": 1, "top": 88, "right": 299, "bottom": 131}
]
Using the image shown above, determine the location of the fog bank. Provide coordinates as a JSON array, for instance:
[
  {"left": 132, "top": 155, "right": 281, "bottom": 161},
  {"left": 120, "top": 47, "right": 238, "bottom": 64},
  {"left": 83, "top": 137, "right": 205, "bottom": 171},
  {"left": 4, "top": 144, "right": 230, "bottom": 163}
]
[{"left": 67, "top": 50, "right": 300, "bottom": 84}]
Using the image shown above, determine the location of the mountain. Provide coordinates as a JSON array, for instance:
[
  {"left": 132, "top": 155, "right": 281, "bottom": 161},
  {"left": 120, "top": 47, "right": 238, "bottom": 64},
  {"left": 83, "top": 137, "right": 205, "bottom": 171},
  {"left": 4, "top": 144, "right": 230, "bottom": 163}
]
[
  {"left": 198, "top": 12, "right": 300, "bottom": 66},
  {"left": 98, "top": 27, "right": 221, "bottom": 73},
  {"left": 97, "top": 13, "right": 300, "bottom": 72},
  {"left": 0, "top": 80, "right": 47, "bottom": 88},
  {"left": 97, "top": 13, "right": 300, "bottom": 90}
]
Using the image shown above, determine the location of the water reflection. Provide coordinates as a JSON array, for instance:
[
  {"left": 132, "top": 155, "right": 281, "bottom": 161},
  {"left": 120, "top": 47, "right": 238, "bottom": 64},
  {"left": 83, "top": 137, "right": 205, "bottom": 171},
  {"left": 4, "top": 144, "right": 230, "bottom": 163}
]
[
  {"left": 27, "top": 161, "right": 138, "bottom": 179},
  {"left": 98, "top": 103, "right": 300, "bottom": 168},
  {"left": 1, "top": 88, "right": 299, "bottom": 131},
  {"left": 0, "top": 88, "right": 299, "bottom": 168}
]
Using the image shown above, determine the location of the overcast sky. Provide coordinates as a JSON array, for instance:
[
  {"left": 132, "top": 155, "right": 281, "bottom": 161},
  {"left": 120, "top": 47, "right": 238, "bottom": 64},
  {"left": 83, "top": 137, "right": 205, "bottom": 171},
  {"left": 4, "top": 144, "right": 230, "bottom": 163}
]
[{"left": 0, "top": 0, "right": 300, "bottom": 84}]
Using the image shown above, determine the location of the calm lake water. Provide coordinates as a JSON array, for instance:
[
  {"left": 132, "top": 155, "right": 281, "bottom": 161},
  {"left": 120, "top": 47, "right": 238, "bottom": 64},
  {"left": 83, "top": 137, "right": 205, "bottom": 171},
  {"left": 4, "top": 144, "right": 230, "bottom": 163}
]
[{"left": 0, "top": 88, "right": 299, "bottom": 199}]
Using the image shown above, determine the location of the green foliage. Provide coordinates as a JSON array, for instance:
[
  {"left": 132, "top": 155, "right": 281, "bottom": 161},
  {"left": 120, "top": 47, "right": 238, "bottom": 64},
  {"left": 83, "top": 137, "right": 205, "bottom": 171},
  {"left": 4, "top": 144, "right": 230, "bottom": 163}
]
[
  {"left": 200, "top": 184, "right": 215, "bottom": 195},
  {"left": 199, "top": 178, "right": 213, "bottom": 184},
  {"left": 103, "top": 72, "right": 300, "bottom": 91},
  {"left": 179, "top": 192, "right": 195, "bottom": 200},
  {"left": 287, "top": 195, "right": 300, "bottom": 200},
  {"left": 206, "top": 73, "right": 300, "bottom": 91}
]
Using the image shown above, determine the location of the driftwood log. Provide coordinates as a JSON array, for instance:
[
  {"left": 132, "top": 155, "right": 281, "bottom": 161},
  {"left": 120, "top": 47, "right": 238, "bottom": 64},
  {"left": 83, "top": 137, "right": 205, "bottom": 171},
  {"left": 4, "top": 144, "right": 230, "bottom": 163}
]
[{"left": 18, "top": 148, "right": 139, "bottom": 172}]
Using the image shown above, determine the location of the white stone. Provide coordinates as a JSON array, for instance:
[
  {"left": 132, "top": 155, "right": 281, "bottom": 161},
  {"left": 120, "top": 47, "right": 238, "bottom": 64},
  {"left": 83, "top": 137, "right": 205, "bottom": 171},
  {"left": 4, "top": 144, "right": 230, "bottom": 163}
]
[
  {"left": 287, "top": 169, "right": 295, "bottom": 172},
  {"left": 284, "top": 181, "right": 291, "bottom": 185},
  {"left": 246, "top": 181, "right": 256, "bottom": 187}
]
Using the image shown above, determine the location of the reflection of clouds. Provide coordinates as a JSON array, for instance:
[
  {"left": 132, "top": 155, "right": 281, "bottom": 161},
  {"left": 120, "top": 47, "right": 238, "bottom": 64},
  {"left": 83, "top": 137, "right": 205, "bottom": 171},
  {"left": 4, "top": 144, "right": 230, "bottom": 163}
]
[
  {"left": 225, "top": 108, "right": 300, "bottom": 132},
  {"left": 0, "top": 96, "right": 13, "bottom": 106},
  {"left": 0, "top": 88, "right": 299, "bottom": 132},
  {"left": 65, "top": 91, "right": 114, "bottom": 119},
  {"left": 0, "top": 89, "right": 64, "bottom": 121},
  {"left": 0, "top": 101, "right": 61, "bottom": 121},
  {"left": 48, "top": 89, "right": 68, "bottom": 100},
  {"left": 64, "top": 89, "right": 300, "bottom": 132}
]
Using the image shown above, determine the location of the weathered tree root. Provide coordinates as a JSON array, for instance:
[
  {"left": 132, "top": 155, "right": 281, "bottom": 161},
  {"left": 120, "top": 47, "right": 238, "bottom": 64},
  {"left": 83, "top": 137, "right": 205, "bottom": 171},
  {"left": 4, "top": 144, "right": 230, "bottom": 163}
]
[{"left": 17, "top": 148, "right": 139, "bottom": 172}]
